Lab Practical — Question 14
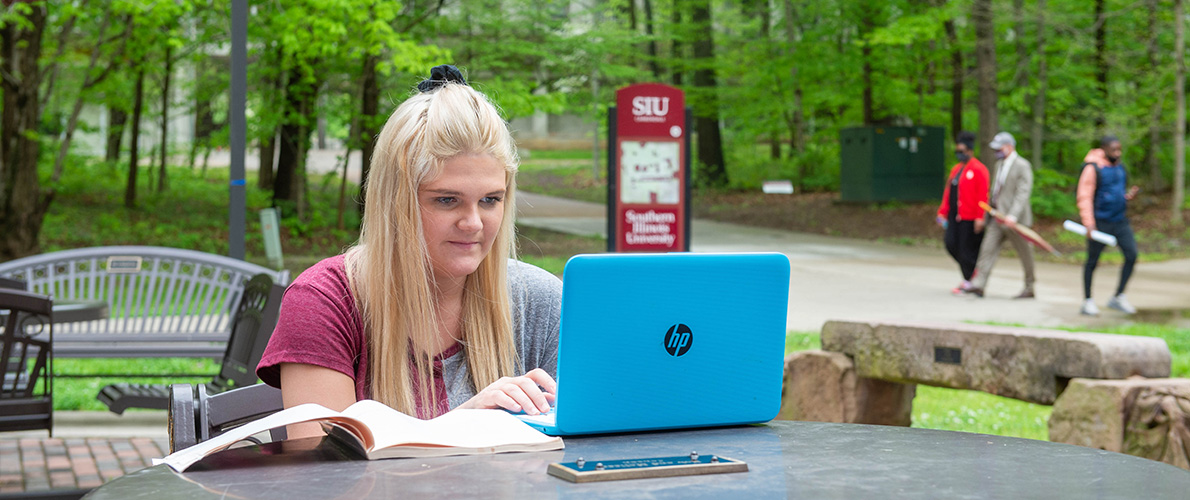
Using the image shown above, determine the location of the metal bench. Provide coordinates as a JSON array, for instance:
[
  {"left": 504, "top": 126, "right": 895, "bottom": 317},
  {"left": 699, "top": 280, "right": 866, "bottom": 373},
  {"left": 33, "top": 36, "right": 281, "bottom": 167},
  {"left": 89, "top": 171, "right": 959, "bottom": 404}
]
[
  {"left": 98, "top": 273, "right": 284, "bottom": 414},
  {"left": 0, "top": 246, "right": 289, "bottom": 359}
]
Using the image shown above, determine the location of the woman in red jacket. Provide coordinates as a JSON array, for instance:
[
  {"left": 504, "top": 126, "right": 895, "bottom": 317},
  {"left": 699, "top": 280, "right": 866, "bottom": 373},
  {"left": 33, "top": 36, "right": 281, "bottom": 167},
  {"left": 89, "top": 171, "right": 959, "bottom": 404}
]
[{"left": 936, "top": 131, "right": 989, "bottom": 294}]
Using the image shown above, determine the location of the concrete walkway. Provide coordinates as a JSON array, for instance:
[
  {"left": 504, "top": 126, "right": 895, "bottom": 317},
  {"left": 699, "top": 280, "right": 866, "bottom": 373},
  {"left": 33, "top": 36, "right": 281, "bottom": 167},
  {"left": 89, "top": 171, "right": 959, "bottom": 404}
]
[{"left": 516, "top": 191, "right": 1190, "bottom": 333}]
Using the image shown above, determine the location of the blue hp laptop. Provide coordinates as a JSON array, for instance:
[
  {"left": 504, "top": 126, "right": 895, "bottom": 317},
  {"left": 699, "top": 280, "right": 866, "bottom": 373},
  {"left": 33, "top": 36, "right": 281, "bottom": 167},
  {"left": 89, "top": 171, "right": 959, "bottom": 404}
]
[{"left": 517, "top": 252, "right": 791, "bottom": 435}]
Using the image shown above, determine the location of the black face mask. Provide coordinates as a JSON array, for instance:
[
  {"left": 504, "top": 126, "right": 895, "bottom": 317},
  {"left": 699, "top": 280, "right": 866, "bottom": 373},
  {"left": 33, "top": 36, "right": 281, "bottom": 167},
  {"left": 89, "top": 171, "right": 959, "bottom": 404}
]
[
  {"left": 955, "top": 152, "right": 970, "bottom": 162},
  {"left": 1106, "top": 155, "right": 1120, "bottom": 164}
]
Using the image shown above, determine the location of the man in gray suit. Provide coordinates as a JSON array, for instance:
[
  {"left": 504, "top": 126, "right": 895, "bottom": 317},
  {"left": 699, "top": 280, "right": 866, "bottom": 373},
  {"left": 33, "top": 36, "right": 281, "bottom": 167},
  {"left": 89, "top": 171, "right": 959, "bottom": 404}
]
[{"left": 966, "top": 132, "right": 1035, "bottom": 298}]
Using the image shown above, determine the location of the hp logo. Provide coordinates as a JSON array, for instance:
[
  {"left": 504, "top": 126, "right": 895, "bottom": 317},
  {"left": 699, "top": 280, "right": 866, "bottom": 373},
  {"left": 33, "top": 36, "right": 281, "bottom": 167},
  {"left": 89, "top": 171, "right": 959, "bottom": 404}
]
[{"left": 664, "top": 324, "right": 693, "bottom": 357}]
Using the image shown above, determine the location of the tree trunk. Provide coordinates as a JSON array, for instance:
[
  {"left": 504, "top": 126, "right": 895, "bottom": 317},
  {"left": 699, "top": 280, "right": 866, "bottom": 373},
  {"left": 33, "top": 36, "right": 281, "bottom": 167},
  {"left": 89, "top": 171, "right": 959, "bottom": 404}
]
[
  {"left": 1174, "top": 0, "right": 1186, "bottom": 224},
  {"left": 190, "top": 99, "right": 212, "bottom": 170},
  {"left": 974, "top": 0, "right": 999, "bottom": 166},
  {"left": 783, "top": 0, "right": 805, "bottom": 155},
  {"left": 337, "top": 149, "right": 352, "bottom": 230},
  {"left": 1145, "top": 0, "right": 1167, "bottom": 192},
  {"left": 749, "top": 0, "right": 775, "bottom": 159},
  {"left": 258, "top": 46, "right": 283, "bottom": 190},
  {"left": 0, "top": 4, "right": 51, "bottom": 260},
  {"left": 691, "top": 0, "right": 726, "bottom": 187},
  {"left": 1012, "top": 0, "right": 1029, "bottom": 88},
  {"left": 317, "top": 86, "right": 328, "bottom": 150},
  {"left": 1030, "top": 0, "right": 1048, "bottom": 170},
  {"left": 358, "top": 52, "right": 380, "bottom": 217},
  {"left": 643, "top": 0, "right": 661, "bottom": 78},
  {"left": 259, "top": 130, "right": 277, "bottom": 190},
  {"left": 158, "top": 44, "right": 171, "bottom": 193},
  {"left": 125, "top": 70, "right": 146, "bottom": 209},
  {"left": 274, "top": 65, "right": 317, "bottom": 218},
  {"left": 106, "top": 106, "right": 127, "bottom": 163},
  {"left": 945, "top": 18, "right": 962, "bottom": 139},
  {"left": 860, "top": 3, "right": 875, "bottom": 124},
  {"left": 671, "top": 1, "right": 683, "bottom": 86},
  {"left": 1094, "top": 0, "right": 1107, "bottom": 133}
]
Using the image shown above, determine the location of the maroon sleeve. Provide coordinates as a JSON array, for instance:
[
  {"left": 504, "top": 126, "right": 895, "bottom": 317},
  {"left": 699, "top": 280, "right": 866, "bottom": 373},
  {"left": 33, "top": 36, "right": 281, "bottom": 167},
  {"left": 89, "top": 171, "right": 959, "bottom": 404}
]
[{"left": 256, "top": 254, "right": 369, "bottom": 401}]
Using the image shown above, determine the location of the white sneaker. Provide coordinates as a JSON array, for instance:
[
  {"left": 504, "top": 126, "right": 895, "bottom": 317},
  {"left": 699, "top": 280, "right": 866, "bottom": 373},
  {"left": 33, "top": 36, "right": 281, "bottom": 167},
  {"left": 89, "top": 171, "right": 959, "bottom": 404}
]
[
  {"left": 1107, "top": 294, "right": 1137, "bottom": 314},
  {"left": 1080, "top": 299, "right": 1100, "bottom": 316}
]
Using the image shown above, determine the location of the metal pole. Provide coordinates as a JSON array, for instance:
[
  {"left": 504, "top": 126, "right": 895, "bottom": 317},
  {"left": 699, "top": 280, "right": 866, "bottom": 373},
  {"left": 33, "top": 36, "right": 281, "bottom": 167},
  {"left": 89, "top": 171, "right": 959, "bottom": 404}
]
[
  {"left": 606, "top": 106, "right": 617, "bottom": 253},
  {"left": 229, "top": 0, "right": 247, "bottom": 260}
]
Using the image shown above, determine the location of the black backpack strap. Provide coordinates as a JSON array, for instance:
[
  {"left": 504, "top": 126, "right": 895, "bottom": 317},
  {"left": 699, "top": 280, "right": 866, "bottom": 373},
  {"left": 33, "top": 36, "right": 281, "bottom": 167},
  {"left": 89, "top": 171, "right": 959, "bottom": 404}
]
[
  {"left": 1080, "top": 162, "right": 1100, "bottom": 212},
  {"left": 1081, "top": 162, "right": 1100, "bottom": 191}
]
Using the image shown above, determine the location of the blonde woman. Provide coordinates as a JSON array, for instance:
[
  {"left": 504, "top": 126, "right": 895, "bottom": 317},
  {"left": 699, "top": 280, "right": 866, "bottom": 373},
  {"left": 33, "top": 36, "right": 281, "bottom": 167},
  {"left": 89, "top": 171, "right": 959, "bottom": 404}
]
[{"left": 257, "top": 65, "right": 561, "bottom": 438}]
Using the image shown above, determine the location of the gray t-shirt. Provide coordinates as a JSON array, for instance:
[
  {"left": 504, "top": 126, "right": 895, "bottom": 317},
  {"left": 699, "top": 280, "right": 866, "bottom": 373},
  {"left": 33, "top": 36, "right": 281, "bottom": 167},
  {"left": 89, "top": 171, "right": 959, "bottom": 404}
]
[{"left": 442, "top": 260, "right": 562, "bottom": 408}]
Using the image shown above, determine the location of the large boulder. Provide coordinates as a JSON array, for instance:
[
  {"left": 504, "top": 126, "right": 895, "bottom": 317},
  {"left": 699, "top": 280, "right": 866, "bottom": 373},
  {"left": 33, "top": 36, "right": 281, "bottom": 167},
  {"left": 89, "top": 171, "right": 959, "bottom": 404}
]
[
  {"left": 777, "top": 350, "right": 915, "bottom": 426},
  {"left": 1050, "top": 377, "right": 1190, "bottom": 470}
]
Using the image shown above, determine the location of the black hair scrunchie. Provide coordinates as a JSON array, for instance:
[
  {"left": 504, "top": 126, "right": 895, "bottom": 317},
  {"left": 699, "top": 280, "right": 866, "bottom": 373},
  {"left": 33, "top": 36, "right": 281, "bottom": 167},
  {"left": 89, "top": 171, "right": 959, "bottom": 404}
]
[{"left": 417, "top": 64, "right": 467, "bottom": 92}]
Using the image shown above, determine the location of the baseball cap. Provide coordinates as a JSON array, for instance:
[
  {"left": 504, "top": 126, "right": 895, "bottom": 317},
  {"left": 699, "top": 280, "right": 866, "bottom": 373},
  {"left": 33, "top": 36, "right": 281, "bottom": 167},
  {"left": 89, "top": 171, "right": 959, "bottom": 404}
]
[{"left": 989, "top": 132, "right": 1016, "bottom": 149}]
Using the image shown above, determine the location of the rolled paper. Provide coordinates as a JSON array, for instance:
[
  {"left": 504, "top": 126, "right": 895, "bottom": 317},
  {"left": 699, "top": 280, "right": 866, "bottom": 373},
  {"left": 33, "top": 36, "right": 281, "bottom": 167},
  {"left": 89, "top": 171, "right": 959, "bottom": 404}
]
[{"left": 1063, "top": 220, "right": 1118, "bottom": 247}]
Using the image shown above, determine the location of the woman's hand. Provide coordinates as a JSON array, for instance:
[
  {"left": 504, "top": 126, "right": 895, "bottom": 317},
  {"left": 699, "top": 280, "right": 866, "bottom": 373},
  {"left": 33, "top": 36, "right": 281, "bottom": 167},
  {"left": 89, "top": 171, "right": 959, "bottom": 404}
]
[{"left": 460, "top": 368, "right": 556, "bottom": 415}]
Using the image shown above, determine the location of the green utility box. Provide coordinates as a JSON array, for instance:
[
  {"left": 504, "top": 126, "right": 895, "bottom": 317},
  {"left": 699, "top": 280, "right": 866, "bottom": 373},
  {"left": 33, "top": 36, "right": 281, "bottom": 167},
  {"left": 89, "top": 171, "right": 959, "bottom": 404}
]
[{"left": 839, "top": 126, "right": 945, "bottom": 203}]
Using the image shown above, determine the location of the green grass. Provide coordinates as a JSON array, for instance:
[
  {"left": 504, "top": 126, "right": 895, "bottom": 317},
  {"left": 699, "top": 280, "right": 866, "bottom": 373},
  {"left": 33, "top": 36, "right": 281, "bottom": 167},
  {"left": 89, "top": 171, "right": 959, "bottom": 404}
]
[
  {"left": 912, "top": 387, "right": 1052, "bottom": 440},
  {"left": 521, "top": 149, "right": 595, "bottom": 161},
  {"left": 516, "top": 164, "right": 606, "bottom": 204},
  {"left": 53, "top": 358, "right": 219, "bottom": 411},
  {"left": 783, "top": 322, "right": 1189, "bottom": 442},
  {"left": 784, "top": 331, "right": 821, "bottom": 353}
]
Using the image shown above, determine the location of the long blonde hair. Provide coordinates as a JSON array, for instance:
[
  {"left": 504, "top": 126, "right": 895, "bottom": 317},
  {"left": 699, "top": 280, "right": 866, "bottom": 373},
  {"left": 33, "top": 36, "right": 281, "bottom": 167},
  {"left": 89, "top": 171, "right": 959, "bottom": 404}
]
[{"left": 347, "top": 81, "right": 520, "bottom": 417}]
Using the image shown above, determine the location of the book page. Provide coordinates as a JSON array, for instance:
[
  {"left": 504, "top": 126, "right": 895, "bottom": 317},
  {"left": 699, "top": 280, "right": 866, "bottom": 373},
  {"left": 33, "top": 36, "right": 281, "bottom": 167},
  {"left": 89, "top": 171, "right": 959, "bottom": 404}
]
[
  {"left": 347, "top": 404, "right": 560, "bottom": 450},
  {"left": 157, "top": 403, "right": 362, "bottom": 472}
]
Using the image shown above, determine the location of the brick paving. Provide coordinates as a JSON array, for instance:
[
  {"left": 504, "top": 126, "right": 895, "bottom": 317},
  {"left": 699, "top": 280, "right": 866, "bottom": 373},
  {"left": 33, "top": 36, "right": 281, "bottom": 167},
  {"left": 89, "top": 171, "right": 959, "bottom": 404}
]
[{"left": 0, "top": 436, "right": 169, "bottom": 496}]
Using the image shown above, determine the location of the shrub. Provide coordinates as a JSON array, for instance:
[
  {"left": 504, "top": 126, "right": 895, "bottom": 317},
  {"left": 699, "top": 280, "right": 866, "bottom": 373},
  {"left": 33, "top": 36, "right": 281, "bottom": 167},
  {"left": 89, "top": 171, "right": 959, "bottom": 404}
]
[{"left": 1032, "top": 168, "right": 1076, "bottom": 219}]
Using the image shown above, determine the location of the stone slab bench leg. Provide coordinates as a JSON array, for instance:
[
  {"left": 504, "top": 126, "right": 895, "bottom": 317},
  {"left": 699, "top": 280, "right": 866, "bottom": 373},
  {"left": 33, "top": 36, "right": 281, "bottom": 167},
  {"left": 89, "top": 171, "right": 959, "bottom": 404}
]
[
  {"left": 777, "top": 350, "right": 916, "bottom": 426},
  {"left": 1049, "top": 377, "right": 1190, "bottom": 470}
]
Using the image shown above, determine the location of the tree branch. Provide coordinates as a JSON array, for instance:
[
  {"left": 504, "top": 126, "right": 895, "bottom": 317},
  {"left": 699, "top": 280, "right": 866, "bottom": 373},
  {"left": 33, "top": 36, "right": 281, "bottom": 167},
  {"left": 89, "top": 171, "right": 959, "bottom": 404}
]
[
  {"left": 81, "top": 14, "right": 133, "bottom": 91},
  {"left": 0, "top": 67, "right": 19, "bottom": 88},
  {"left": 398, "top": 0, "right": 448, "bottom": 32},
  {"left": 38, "top": 10, "right": 77, "bottom": 110}
]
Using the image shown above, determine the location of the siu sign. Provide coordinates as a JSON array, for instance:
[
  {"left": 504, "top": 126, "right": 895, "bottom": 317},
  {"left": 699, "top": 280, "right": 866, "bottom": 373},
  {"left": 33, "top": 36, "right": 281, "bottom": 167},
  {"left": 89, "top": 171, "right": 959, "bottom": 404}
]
[{"left": 608, "top": 84, "right": 690, "bottom": 252}]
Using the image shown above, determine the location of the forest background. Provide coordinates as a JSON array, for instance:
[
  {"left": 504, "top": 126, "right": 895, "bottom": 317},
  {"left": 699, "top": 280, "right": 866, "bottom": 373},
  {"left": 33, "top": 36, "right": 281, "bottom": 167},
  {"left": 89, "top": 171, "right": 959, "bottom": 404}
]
[
  {"left": 2, "top": 0, "right": 1189, "bottom": 261},
  {"left": 3, "top": 1, "right": 1189, "bottom": 440}
]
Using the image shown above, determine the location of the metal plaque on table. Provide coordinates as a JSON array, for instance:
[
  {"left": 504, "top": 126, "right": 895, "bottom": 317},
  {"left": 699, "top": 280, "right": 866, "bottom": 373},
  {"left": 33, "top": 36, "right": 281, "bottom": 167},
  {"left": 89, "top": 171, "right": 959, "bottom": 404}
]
[{"left": 548, "top": 453, "right": 747, "bottom": 483}]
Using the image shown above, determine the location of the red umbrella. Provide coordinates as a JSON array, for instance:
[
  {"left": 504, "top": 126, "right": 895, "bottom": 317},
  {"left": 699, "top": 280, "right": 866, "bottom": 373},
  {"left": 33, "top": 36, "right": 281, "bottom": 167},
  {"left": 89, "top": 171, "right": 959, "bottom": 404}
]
[{"left": 979, "top": 201, "right": 1061, "bottom": 256}]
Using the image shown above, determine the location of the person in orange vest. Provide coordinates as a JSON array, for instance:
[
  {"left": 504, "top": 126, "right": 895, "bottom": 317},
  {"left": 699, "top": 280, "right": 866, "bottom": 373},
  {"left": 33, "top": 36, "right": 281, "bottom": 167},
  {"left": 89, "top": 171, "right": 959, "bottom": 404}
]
[{"left": 1076, "top": 134, "right": 1140, "bottom": 316}]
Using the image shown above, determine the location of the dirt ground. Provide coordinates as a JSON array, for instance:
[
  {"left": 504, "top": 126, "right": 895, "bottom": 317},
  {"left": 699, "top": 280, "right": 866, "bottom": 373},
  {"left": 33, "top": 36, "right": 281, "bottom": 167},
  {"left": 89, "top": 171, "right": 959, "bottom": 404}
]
[{"left": 692, "top": 190, "right": 1190, "bottom": 260}]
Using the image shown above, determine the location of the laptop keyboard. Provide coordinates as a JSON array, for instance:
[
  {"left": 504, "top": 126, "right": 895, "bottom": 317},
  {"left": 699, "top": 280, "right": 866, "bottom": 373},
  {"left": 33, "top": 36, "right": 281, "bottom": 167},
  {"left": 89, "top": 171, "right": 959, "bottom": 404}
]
[{"left": 513, "top": 405, "right": 556, "bottom": 426}]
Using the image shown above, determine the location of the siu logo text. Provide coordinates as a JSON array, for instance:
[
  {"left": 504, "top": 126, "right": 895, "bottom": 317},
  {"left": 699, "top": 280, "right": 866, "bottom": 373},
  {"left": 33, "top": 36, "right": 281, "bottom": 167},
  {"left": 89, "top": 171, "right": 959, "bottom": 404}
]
[
  {"left": 632, "top": 96, "right": 670, "bottom": 123},
  {"left": 664, "top": 323, "right": 693, "bottom": 357}
]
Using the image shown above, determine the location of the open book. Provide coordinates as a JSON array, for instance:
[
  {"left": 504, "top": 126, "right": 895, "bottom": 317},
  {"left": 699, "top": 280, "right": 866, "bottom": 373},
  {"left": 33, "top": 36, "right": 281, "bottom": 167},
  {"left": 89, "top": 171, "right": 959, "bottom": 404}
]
[{"left": 157, "top": 399, "right": 564, "bottom": 472}]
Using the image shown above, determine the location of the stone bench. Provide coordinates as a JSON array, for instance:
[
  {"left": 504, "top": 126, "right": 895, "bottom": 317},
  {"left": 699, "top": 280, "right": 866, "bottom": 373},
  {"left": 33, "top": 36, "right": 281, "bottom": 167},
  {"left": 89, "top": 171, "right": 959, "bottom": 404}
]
[
  {"left": 821, "top": 320, "right": 1170, "bottom": 404},
  {"left": 780, "top": 320, "right": 1172, "bottom": 426}
]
